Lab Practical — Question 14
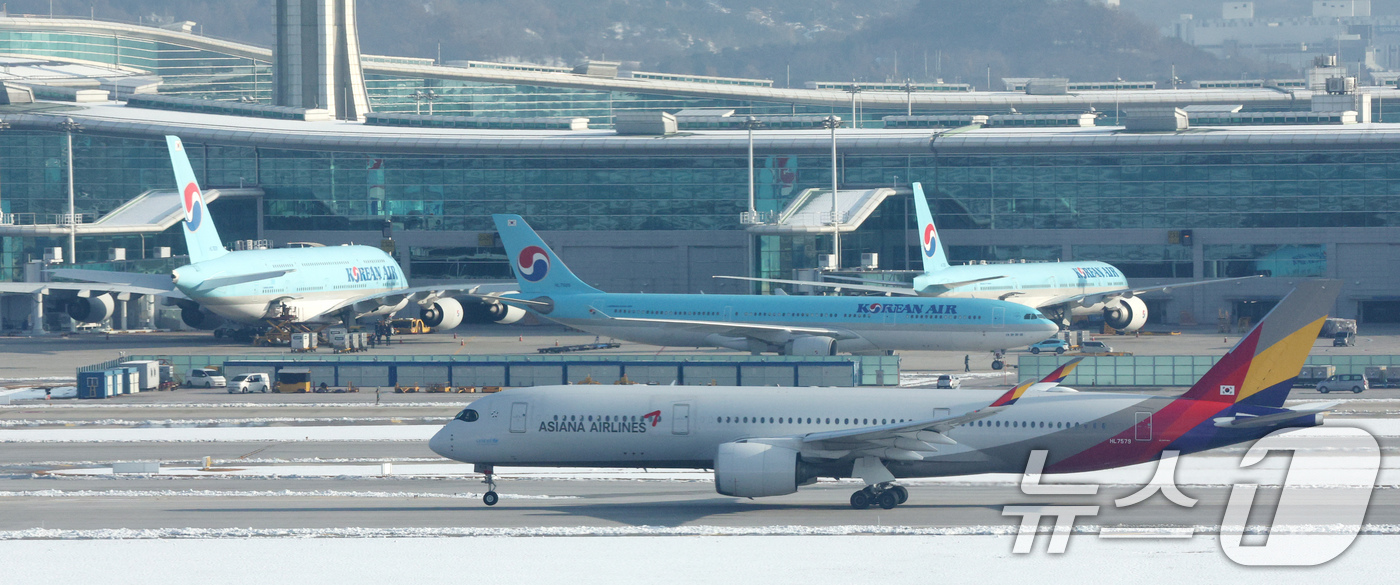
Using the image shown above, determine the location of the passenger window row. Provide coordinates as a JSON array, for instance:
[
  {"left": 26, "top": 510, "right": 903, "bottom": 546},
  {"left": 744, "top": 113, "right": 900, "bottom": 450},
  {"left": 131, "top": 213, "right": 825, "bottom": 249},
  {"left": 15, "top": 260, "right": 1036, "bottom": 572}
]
[
  {"left": 970, "top": 419, "right": 1107, "bottom": 430},
  {"left": 714, "top": 416, "right": 909, "bottom": 426}
]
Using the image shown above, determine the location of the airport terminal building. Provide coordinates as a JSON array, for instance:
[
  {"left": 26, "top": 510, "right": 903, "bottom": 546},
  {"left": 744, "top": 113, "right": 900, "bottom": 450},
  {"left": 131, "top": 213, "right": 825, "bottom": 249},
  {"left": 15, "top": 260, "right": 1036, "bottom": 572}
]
[{"left": 4, "top": 12, "right": 1400, "bottom": 330}]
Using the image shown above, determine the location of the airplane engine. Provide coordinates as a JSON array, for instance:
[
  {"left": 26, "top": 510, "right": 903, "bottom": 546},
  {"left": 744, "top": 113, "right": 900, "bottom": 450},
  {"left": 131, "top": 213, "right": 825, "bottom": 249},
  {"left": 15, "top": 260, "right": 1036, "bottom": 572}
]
[
  {"left": 180, "top": 305, "right": 224, "bottom": 330},
  {"left": 784, "top": 336, "right": 837, "bottom": 356},
  {"left": 66, "top": 294, "right": 115, "bottom": 324},
  {"left": 462, "top": 298, "right": 526, "bottom": 325},
  {"left": 420, "top": 298, "right": 465, "bottom": 331},
  {"left": 1103, "top": 296, "right": 1149, "bottom": 332},
  {"left": 714, "top": 442, "right": 809, "bottom": 498}
]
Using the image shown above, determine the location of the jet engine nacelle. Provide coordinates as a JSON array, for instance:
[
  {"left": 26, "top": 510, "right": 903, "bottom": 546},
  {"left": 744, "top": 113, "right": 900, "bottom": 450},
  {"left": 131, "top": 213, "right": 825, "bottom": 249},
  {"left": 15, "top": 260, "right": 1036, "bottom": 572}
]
[
  {"left": 180, "top": 305, "right": 224, "bottom": 330},
  {"left": 1103, "top": 296, "right": 1149, "bottom": 332},
  {"left": 463, "top": 298, "right": 526, "bottom": 325},
  {"left": 784, "top": 336, "right": 836, "bottom": 356},
  {"left": 66, "top": 294, "right": 115, "bottom": 324},
  {"left": 714, "top": 442, "right": 805, "bottom": 497},
  {"left": 420, "top": 298, "right": 465, "bottom": 331}
]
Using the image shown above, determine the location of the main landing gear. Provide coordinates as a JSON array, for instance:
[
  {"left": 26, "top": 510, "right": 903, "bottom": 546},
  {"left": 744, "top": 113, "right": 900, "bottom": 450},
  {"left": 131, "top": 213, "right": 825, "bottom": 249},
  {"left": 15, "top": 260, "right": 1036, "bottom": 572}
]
[
  {"left": 479, "top": 464, "right": 499, "bottom": 506},
  {"left": 849, "top": 483, "right": 908, "bottom": 510}
]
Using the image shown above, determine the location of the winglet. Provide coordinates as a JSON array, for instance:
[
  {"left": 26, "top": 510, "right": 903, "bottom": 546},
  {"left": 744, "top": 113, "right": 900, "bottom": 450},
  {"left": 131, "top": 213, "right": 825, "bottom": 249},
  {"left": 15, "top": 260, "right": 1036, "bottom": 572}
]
[
  {"left": 912, "top": 182, "right": 951, "bottom": 273},
  {"left": 989, "top": 357, "right": 1085, "bottom": 407}
]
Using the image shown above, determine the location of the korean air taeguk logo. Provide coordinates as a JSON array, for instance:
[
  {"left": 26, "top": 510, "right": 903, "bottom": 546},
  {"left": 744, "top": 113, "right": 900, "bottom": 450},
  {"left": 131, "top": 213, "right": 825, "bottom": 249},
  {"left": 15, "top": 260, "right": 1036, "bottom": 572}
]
[
  {"left": 182, "top": 182, "right": 204, "bottom": 232},
  {"left": 921, "top": 223, "right": 938, "bottom": 257},
  {"left": 517, "top": 245, "right": 550, "bottom": 282}
]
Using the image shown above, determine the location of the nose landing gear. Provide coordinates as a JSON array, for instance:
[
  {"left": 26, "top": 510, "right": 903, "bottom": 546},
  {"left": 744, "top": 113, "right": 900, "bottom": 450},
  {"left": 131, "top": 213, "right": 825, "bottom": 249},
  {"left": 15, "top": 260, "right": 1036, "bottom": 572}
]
[
  {"left": 478, "top": 464, "right": 499, "bottom": 506},
  {"left": 849, "top": 483, "right": 908, "bottom": 510}
]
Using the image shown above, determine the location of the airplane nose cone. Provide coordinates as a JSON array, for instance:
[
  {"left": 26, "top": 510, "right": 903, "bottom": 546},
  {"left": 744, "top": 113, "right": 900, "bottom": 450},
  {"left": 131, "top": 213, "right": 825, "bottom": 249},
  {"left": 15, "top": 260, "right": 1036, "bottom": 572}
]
[{"left": 429, "top": 426, "right": 453, "bottom": 458}]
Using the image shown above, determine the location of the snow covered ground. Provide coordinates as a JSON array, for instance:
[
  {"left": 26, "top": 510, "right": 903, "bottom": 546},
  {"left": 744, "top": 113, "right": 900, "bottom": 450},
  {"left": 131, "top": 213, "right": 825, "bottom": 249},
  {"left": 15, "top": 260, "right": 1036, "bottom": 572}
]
[{"left": 1, "top": 533, "right": 1395, "bottom": 584}]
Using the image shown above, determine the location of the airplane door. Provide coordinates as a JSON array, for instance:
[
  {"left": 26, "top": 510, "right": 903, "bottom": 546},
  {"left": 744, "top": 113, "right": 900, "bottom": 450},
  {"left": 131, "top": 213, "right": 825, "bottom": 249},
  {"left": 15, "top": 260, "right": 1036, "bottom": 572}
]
[
  {"left": 672, "top": 403, "right": 691, "bottom": 435},
  {"left": 1134, "top": 412, "right": 1152, "bottom": 441},
  {"left": 992, "top": 307, "right": 1005, "bottom": 328},
  {"left": 510, "top": 402, "right": 529, "bottom": 433}
]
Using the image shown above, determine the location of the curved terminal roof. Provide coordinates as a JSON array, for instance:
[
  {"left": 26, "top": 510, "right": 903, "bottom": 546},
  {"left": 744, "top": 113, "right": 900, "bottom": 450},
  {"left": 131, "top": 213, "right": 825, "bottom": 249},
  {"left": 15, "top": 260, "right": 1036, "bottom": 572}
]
[{"left": 0, "top": 16, "right": 1324, "bottom": 113}]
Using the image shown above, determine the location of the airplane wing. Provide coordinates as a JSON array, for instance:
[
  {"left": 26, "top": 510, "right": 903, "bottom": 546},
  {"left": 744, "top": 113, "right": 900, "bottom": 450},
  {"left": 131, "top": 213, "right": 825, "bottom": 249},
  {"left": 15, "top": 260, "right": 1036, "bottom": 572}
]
[
  {"left": 714, "top": 275, "right": 1005, "bottom": 296},
  {"left": 47, "top": 268, "right": 175, "bottom": 291},
  {"left": 791, "top": 407, "right": 1005, "bottom": 461},
  {"left": 586, "top": 306, "right": 857, "bottom": 340},
  {"left": 0, "top": 281, "right": 182, "bottom": 299},
  {"left": 711, "top": 275, "right": 918, "bottom": 295},
  {"left": 1034, "top": 275, "right": 1264, "bottom": 309},
  {"left": 323, "top": 282, "right": 518, "bottom": 317}
]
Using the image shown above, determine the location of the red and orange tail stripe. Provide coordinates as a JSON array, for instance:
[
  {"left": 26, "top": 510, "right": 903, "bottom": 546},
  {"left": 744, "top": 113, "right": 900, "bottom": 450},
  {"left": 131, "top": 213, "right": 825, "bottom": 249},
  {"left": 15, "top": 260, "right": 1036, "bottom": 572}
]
[{"left": 989, "top": 357, "right": 1085, "bottom": 407}]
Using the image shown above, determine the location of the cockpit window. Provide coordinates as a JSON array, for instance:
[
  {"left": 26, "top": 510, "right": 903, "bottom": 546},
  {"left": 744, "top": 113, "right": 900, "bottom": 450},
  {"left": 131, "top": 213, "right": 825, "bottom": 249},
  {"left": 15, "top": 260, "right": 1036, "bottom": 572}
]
[
  {"left": 1024, "top": 312, "right": 1047, "bottom": 320},
  {"left": 455, "top": 409, "right": 479, "bottom": 422}
]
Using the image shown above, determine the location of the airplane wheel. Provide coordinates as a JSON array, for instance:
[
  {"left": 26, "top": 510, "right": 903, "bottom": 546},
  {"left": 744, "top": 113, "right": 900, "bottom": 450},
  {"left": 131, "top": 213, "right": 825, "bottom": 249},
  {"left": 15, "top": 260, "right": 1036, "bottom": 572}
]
[
  {"left": 892, "top": 485, "right": 909, "bottom": 505},
  {"left": 483, "top": 491, "right": 499, "bottom": 506},
  {"left": 991, "top": 360, "right": 1004, "bottom": 371},
  {"left": 877, "top": 490, "right": 899, "bottom": 510},
  {"left": 849, "top": 490, "right": 871, "bottom": 510}
]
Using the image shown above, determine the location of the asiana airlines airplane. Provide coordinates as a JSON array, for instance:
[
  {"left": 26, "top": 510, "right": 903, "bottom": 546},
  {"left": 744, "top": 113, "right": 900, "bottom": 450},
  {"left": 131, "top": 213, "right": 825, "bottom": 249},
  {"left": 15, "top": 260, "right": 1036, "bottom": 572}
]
[{"left": 431, "top": 280, "right": 1341, "bottom": 509}]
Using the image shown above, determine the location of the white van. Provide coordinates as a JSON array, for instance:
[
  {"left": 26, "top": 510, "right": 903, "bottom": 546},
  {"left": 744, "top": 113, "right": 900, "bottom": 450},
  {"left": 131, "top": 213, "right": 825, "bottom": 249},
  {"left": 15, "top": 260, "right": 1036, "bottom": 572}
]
[
  {"left": 229, "top": 373, "right": 271, "bottom": 393},
  {"left": 186, "top": 368, "right": 227, "bottom": 388}
]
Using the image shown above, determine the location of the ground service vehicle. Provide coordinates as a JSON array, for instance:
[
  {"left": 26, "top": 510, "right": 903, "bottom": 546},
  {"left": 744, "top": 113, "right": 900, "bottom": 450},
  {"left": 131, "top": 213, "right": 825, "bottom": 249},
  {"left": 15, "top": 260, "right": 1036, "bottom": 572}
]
[
  {"left": 275, "top": 369, "right": 312, "bottom": 393},
  {"left": 185, "top": 368, "right": 226, "bottom": 388},
  {"left": 1317, "top": 373, "right": 1367, "bottom": 394},
  {"left": 1029, "top": 339, "right": 1068, "bottom": 354},
  {"left": 1079, "top": 340, "right": 1113, "bottom": 354},
  {"left": 936, "top": 375, "right": 961, "bottom": 389},
  {"left": 229, "top": 373, "right": 271, "bottom": 393}
]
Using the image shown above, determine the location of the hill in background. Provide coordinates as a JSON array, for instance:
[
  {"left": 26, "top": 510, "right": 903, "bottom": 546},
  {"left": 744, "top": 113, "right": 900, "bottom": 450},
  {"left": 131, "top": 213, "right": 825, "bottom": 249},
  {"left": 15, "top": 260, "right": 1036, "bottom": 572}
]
[{"left": 9, "top": 0, "right": 1276, "bottom": 86}]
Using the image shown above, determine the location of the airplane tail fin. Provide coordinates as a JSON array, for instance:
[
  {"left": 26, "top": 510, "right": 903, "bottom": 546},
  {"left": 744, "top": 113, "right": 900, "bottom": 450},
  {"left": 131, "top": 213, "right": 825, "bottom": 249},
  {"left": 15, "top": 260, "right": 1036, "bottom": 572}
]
[
  {"left": 990, "top": 357, "right": 1085, "bottom": 407},
  {"left": 912, "top": 183, "right": 951, "bottom": 273},
  {"left": 491, "top": 214, "right": 600, "bottom": 295},
  {"left": 1176, "top": 280, "right": 1340, "bottom": 408},
  {"left": 166, "top": 136, "right": 227, "bottom": 264}
]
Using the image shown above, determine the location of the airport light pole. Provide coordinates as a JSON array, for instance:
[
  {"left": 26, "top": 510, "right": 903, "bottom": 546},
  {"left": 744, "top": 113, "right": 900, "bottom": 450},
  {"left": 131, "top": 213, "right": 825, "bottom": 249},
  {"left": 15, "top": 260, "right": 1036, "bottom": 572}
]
[
  {"left": 845, "top": 83, "right": 861, "bottom": 129},
  {"left": 744, "top": 116, "right": 762, "bottom": 218},
  {"left": 0, "top": 118, "right": 8, "bottom": 228},
  {"left": 59, "top": 117, "right": 82, "bottom": 265},
  {"left": 902, "top": 80, "right": 915, "bottom": 116},
  {"left": 824, "top": 115, "right": 841, "bottom": 268}
]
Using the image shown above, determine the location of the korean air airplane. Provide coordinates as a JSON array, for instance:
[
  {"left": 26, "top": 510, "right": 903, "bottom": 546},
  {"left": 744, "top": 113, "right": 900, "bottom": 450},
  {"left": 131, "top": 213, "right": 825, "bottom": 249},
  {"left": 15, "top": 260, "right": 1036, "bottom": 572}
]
[
  {"left": 481, "top": 215, "right": 1058, "bottom": 355},
  {"left": 431, "top": 280, "right": 1341, "bottom": 509},
  {"left": 48, "top": 136, "right": 503, "bottom": 333},
  {"left": 720, "top": 182, "right": 1256, "bottom": 332}
]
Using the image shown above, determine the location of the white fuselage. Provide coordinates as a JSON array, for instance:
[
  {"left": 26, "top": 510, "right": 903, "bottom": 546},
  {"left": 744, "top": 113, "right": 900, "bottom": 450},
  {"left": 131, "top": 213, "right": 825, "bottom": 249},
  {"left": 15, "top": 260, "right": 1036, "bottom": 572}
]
[
  {"left": 173, "top": 245, "right": 407, "bottom": 324},
  {"left": 430, "top": 385, "right": 1163, "bottom": 477}
]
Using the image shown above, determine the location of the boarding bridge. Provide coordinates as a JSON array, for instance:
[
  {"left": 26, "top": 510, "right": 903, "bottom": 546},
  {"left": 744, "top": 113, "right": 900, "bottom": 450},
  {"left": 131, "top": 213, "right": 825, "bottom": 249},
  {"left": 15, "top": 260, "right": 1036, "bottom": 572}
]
[
  {"left": 743, "top": 187, "right": 899, "bottom": 234},
  {"left": 0, "top": 187, "right": 263, "bottom": 237}
]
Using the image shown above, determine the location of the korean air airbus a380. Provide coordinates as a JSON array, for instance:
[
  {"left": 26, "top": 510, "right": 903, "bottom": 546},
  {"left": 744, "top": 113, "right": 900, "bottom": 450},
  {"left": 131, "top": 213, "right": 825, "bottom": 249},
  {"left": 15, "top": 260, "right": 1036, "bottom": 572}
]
[
  {"left": 48, "top": 136, "right": 497, "bottom": 332},
  {"left": 481, "top": 214, "right": 1058, "bottom": 355},
  {"left": 432, "top": 280, "right": 1341, "bottom": 509},
  {"left": 720, "top": 182, "right": 1256, "bottom": 331}
]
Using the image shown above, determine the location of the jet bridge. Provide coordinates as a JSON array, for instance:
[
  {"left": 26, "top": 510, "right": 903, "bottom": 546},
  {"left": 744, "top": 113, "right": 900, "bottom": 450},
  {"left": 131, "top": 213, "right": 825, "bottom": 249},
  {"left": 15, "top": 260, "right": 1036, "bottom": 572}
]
[
  {"left": 0, "top": 187, "right": 263, "bottom": 237},
  {"left": 744, "top": 187, "right": 900, "bottom": 235}
]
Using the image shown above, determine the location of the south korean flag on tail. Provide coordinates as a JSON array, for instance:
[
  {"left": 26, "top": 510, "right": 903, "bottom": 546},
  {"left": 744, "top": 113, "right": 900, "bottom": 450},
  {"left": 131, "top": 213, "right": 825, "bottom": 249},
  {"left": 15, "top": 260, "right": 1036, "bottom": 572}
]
[{"left": 1219, "top": 385, "right": 1237, "bottom": 396}]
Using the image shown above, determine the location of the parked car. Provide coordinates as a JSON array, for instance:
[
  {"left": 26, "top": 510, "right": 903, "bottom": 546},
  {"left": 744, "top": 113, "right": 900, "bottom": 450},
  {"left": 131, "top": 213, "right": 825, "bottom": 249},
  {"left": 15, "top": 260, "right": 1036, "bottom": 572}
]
[
  {"left": 1029, "top": 339, "right": 1068, "bottom": 355},
  {"left": 185, "top": 368, "right": 226, "bottom": 388},
  {"left": 936, "top": 374, "right": 961, "bottom": 389},
  {"left": 1316, "top": 373, "right": 1368, "bottom": 394},
  {"left": 1079, "top": 340, "right": 1113, "bottom": 354},
  {"left": 1333, "top": 332, "right": 1356, "bottom": 347},
  {"left": 228, "top": 373, "right": 271, "bottom": 394}
]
